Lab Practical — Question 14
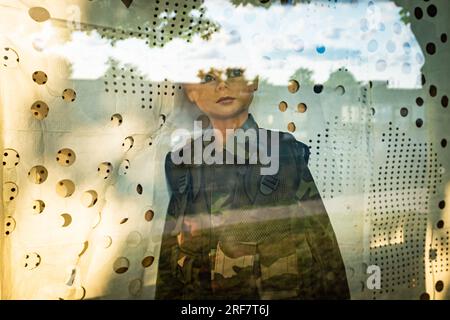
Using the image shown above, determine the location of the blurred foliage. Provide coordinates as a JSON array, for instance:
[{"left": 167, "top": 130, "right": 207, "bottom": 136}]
[
  {"left": 83, "top": 0, "right": 220, "bottom": 48},
  {"left": 290, "top": 67, "right": 314, "bottom": 86},
  {"left": 325, "top": 67, "right": 358, "bottom": 86},
  {"left": 399, "top": 7, "right": 411, "bottom": 25},
  {"left": 231, "top": 0, "right": 312, "bottom": 7}
]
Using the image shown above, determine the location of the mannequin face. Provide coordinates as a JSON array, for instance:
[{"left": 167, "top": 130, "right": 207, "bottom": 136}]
[{"left": 183, "top": 67, "right": 258, "bottom": 120}]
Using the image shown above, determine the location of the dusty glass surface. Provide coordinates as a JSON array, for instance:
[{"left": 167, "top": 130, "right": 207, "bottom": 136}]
[{"left": 0, "top": 0, "right": 449, "bottom": 300}]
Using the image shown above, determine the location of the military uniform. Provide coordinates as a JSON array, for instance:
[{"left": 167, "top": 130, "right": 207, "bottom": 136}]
[{"left": 155, "top": 114, "right": 350, "bottom": 300}]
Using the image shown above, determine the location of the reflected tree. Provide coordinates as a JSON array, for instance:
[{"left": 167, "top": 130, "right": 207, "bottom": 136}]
[{"left": 83, "top": 0, "right": 220, "bottom": 48}]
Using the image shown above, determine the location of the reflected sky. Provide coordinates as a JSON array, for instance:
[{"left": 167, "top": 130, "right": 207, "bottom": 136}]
[{"left": 46, "top": 0, "right": 423, "bottom": 88}]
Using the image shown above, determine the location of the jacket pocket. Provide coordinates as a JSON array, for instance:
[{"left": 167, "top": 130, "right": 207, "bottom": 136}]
[{"left": 210, "top": 241, "right": 259, "bottom": 299}]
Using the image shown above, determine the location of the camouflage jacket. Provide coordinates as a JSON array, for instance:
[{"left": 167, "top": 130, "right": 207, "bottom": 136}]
[{"left": 155, "top": 114, "right": 350, "bottom": 300}]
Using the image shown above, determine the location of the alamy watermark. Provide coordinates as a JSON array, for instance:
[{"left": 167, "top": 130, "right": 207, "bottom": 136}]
[
  {"left": 170, "top": 121, "right": 279, "bottom": 175},
  {"left": 366, "top": 265, "right": 381, "bottom": 290}
]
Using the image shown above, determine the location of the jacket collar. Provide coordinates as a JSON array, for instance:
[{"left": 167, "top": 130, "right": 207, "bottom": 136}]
[{"left": 201, "top": 113, "right": 264, "bottom": 163}]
